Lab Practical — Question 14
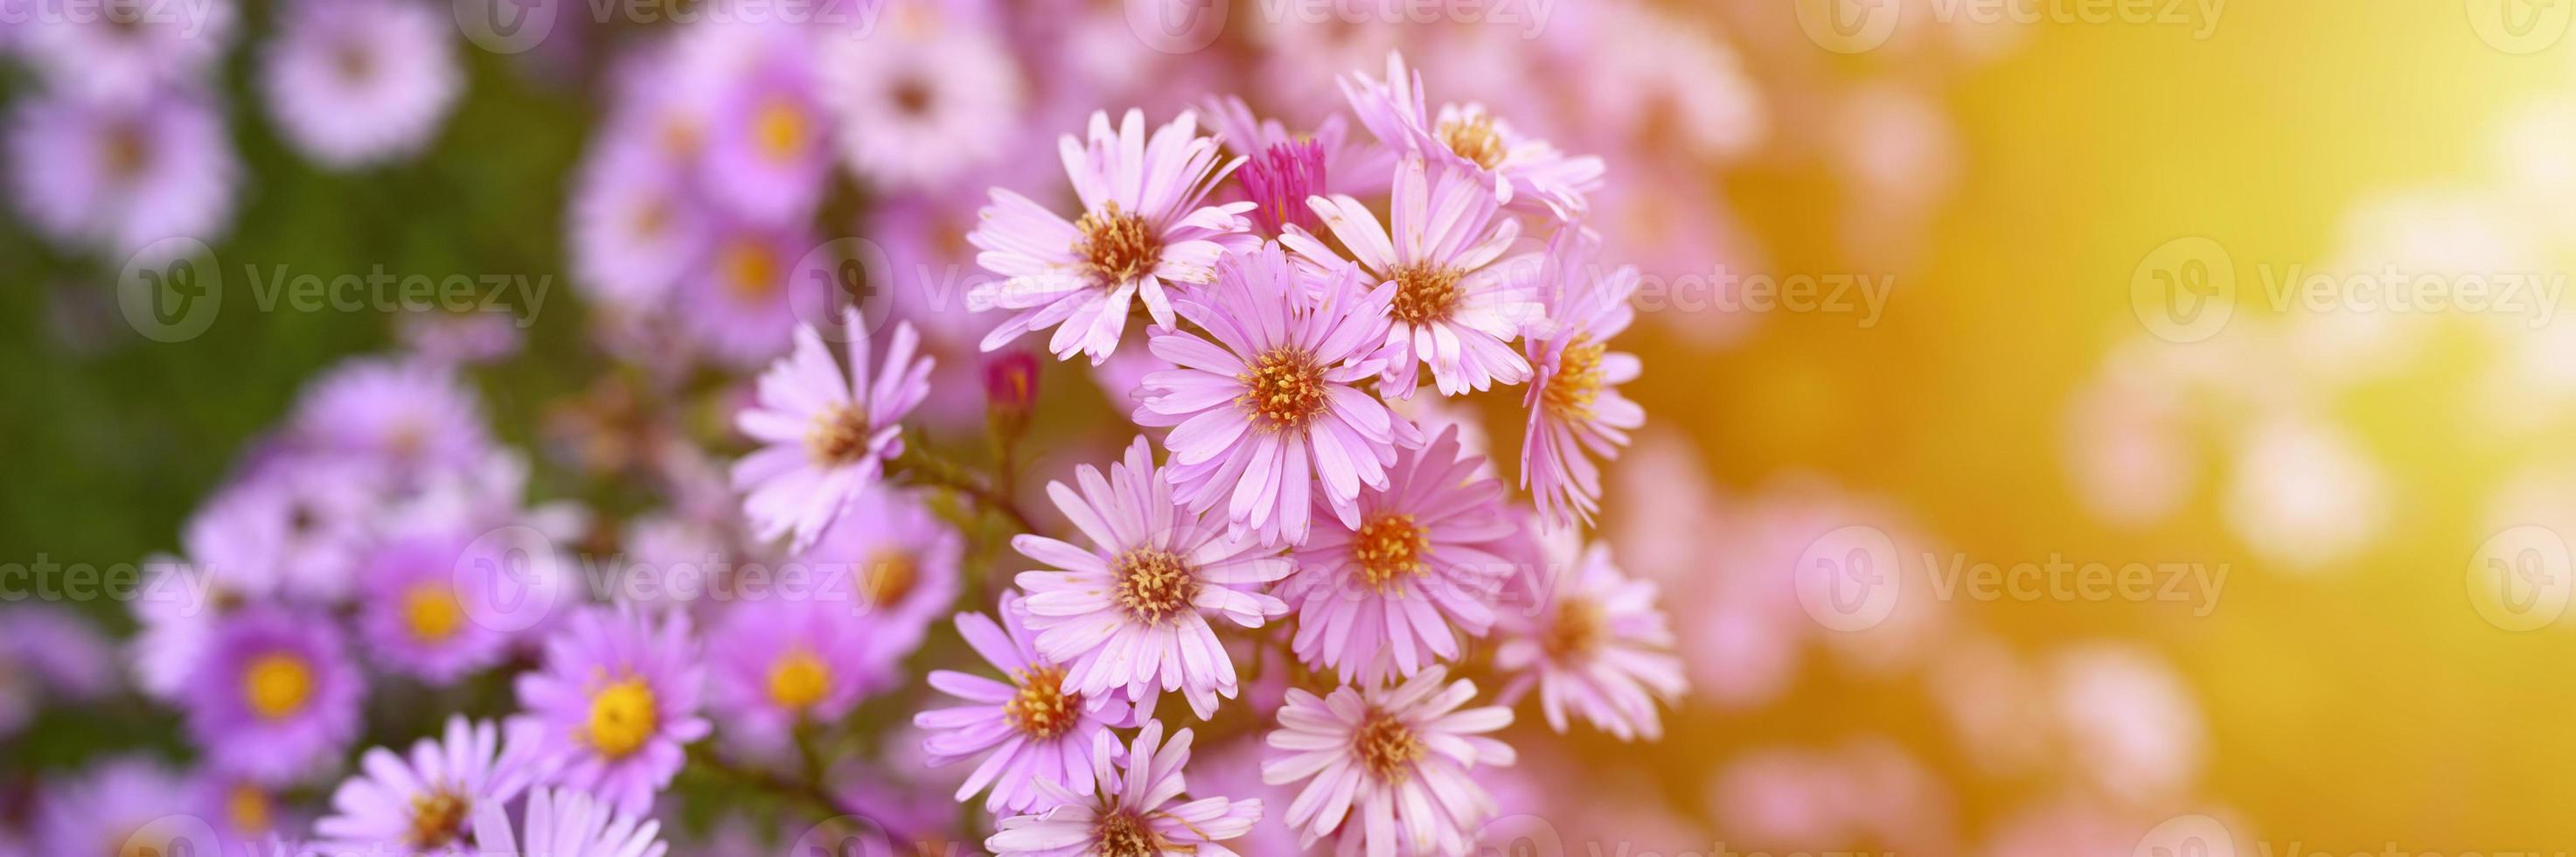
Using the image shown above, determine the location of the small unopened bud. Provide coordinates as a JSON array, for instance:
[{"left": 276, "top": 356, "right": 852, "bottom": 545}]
[{"left": 984, "top": 350, "right": 1040, "bottom": 438}]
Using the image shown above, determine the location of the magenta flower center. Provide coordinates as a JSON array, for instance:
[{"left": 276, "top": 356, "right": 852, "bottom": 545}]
[
  {"left": 1388, "top": 263, "right": 1465, "bottom": 326},
  {"left": 1237, "top": 347, "right": 1328, "bottom": 432},
  {"left": 1005, "top": 663, "right": 1082, "bottom": 739},
  {"left": 1243, "top": 138, "right": 1328, "bottom": 234},
  {"left": 405, "top": 788, "right": 470, "bottom": 849},
  {"left": 1543, "top": 596, "right": 1605, "bottom": 660},
  {"left": 1438, "top": 114, "right": 1507, "bottom": 171},
  {"left": 1092, "top": 810, "right": 1168, "bottom": 857},
  {"left": 1353, "top": 513, "right": 1430, "bottom": 589},
  {"left": 805, "top": 404, "right": 873, "bottom": 466},
  {"left": 1076, "top": 203, "right": 1162, "bottom": 288},
  {"left": 1111, "top": 547, "right": 1200, "bottom": 625},
  {"left": 1353, "top": 708, "right": 1425, "bottom": 783},
  {"left": 1543, "top": 336, "right": 1608, "bottom": 422}
]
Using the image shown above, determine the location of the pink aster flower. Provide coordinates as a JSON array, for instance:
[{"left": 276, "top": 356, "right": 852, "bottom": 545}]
[
  {"left": 1133, "top": 243, "right": 1410, "bottom": 546},
  {"left": 986, "top": 721, "right": 1264, "bottom": 857},
  {"left": 17, "top": 0, "right": 234, "bottom": 106},
  {"left": 259, "top": 0, "right": 462, "bottom": 170},
  {"left": 796, "top": 487, "right": 963, "bottom": 684},
  {"left": 1521, "top": 231, "right": 1644, "bottom": 528},
  {"left": 915, "top": 593, "right": 1134, "bottom": 815},
  {"left": 290, "top": 357, "right": 493, "bottom": 472},
  {"left": 568, "top": 137, "right": 708, "bottom": 311},
  {"left": 1284, "top": 425, "right": 1517, "bottom": 685},
  {"left": 820, "top": 10, "right": 1025, "bottom": 191},
  {"left": 1342, "top": 51, "right": 1605, "bottom": 220},
  {"left": 312, "top": 716, "right": 537, "bottom": 856},
  {"left": 35, "top": 756, "right": 225, "bottom": 857},
  {"left": 676, "top": 17, "right": 829, "bottom": 225},
  {"left": 706, "top": 596, "right": 874, "bottom": 755},
  {"left": 512, "top": 607, "right": 712, "bottom": 817},
  {"left": 352, "top": 528, "right": 515, "bottom": 685},
  {"left": 729, "top": 310, "right": 934, "bottom": 552},
  {"left": 1284, "top": 156, "right": 1544, "bottom": 399},
  {"left": 676, "top": 217, "right": 818, "bottom": 367},
  {"left": 966, "top": 108, "right": 1256, "bottom": 365},
  {"left": 1262, "top": 665, "right": 1515, "bottom": 857},
  {"left": 187, "top": 605, "right": 366, "bottom": 784},
  {"left": 8, "top": 87, "right": 238, "bottom": 258},
  {"left": 1010, "top": 436, "right": 1293, "bottom": 719},
  {"left": 1493, "top": 531, "right": 1684, "bottom": 742},
  {"left": 469, "top": 786, "right": 670, "bottom": 857}
]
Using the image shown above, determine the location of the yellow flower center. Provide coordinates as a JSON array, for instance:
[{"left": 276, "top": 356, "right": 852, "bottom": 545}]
[
  {"left": 1075, "top": 203, "right": 1162, "bottom": 288},
  {"left": 1438, "top": 114, "right": 1506, "bottom": 171},
  {"left": 1353, "top": 513, "right": 1431, "bottom": 589},
  {"left": 1354, "top": 708, "right": 1424, "bottom": 784},
  {"left": 752, "top": 97, "right": 808, "bottom": 163},
  {"left": 722, "top": 239, "right": 780, "bottom": 302},
  {"left": 1543, "top": 596, "right": 1605, "bottom": 660},
  {"left": 242, "top": 652, "right": 314, "bottom": 721},
  {"left": 1111, "top": 548, "right": 1198, "bottom": 625},
  {"left": 226, "top": 784, "right": 273, "bottom": 836},
  {"left": 583, "top": 678, "right": 658, "bottom": 759},
  {"left": 1543, "top": 336, "right": 1608, "bottom": 422},
  {"left": 804, "top": 404, "right": 872, "bottom": 466},
  {"left": 766, "top": 648, "right": 832, "bottom": 713},
  {"left": 1388, "top": 263, "right": 1464, "bottom": 326},
  {"left": 1003, "top": 664, "right": 1082, "bottom": 740},
  {"left": 401, "top": 583, "right": 464, "bottom": 643},
  {"left": 1237, "top": 347, "right": 1328, "bottom": 433},
  {"left": 406, "top": 788, "right": 470, "bottom": 849},
  {"left": 860, "top": 549, "right": 918, "bottom": 609},
  {"left": 1092, "top": 811, "right": 1168, "bottom": 857}
]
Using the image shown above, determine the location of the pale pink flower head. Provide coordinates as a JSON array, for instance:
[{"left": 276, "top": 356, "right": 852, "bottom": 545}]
[
  {"left": 729, "top": 310, "right": 935, "bottom": 552},
  {"left": 1133, "top": 242, "right": 1412, "bottom": 546},
  {"left": 9, "top": 87, "right": 238, "bottom": 258},
  {"left": 1341, "top": 51, "right": 1605, "bottom": 220},
  {"left": 312, "top": 716, "right": 539, "bottom": 856},
  {"left": 1521, "top": 228, "right": 1645, "bottom": 528},
  {"left": 186, "top": 605, "right": 366, "bottom": 784},
  {"left": 1284, "top": 156, "right": 1544, "bottom": 399},
  {"left": 17, "top": 0, "right": 234, "bottom": 106},
  {"left": 678, "top": 17, "right": 830, "bottom": 225},
  {"left": 677, "top": 217, "right": 819, "bottom": 367},
  {"left": 967, "top": 108, "right": 1257, "bottom": 365},
  {"left": 1262, "top": 665, "right": 1515, "bottom": 857},
  {"left": 986, "top": 721, "right": 1264, "bottom": 857},
  {"left": 1013, "top": 436, "right": 1293, "bottom": 719},
  {"left": 821, "top": 10, "right": 1025, "bottom": 191},
  {"left": 1494, "top": 529, "right": 1684, "bottom": 742},
  {"left": 705, "top": 596, "right": 875, "bottom": 756},
  {"left": 260, "top": 0, "right": 463, "bottom": 170},
  {"left": 469, "top": 786, "right": 670, "bottom": 857},
  {"left": 1284, "top": 424, "right": 1518, "bottom": 685},
  {"left": 915, "top": 593, "right": 1136, "bottom": 814},
  {"left": 510, "top": 607, "right": 712, "bottom": 817}
]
